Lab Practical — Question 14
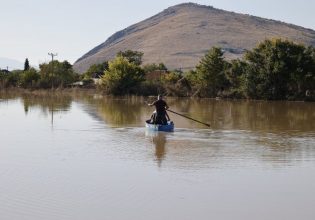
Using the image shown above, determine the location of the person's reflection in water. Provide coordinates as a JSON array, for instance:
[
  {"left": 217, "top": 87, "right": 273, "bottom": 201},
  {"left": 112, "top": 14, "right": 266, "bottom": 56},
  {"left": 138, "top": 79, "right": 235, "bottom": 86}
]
[{"left": 152, "top": 133, "right": 167, "bottom": 167}]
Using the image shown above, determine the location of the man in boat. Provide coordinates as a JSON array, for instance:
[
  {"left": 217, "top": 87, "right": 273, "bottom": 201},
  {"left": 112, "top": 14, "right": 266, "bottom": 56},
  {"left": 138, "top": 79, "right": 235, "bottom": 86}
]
[{"left": 148, "top": 95, "right": 170, "bottom": 124}]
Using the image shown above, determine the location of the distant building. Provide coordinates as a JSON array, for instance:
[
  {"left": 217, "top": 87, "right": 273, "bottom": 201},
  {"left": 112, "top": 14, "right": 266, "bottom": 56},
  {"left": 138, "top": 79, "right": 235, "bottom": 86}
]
[
  {"left": 69, "top": 81, "right": 84, "bottom": 87},
  {"left": 91, "top": 72, "right": 103, "bottom": 78},
  {"left": 0, "top": 69, "right": 10, "bottom": 74},
  {"left": 0, "top": 70, "right": 11, "bottom": 74},
  {"left": 91, "top": 72, "right": 103, "bottom": 85}
]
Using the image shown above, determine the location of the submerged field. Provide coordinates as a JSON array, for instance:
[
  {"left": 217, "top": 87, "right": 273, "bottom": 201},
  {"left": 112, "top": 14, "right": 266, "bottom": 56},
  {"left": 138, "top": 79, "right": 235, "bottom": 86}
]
[{"left": 0, "top": 93, "right": 315, "bottom": 220}]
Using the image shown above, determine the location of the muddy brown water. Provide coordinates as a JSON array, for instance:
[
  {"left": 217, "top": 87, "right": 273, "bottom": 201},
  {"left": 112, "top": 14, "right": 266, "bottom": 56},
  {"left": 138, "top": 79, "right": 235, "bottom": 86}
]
[{"left": 0, "top": 94, "right": 315, "bottom": 220}]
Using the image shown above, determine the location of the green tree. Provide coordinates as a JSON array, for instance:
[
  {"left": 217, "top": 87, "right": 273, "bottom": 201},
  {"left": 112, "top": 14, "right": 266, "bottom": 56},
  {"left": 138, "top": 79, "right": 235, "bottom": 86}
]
[
  {"left": 158, "top": 63, "right": 167, "bottom": 71},
  {"left": 161, "top": 71, "right": 181, "bottom": 84},
  {"left": 83, "top": 61, "right": 109, "bottom": 79},
  {"left": 143, "top": 63, "right": 168, "bottom": 73},
  {"left": 117, "top": 50, "right": 143, "bottom": 66},
  {"left": 101, "top": 56, "right": 145, "bottom": 95},
  {"left": 195, "top": 47, "right": 228, "bottom": 97},
  {"left": 24, "top": 58, "right": 30, "bottom": 71},
  {"left": 307, "top": 46, "right": 315, "bottom": 92},
  {"left": 0, "top": 70, "right": 23, "bottom": 88},
  {"left": 20, "top": 68, "right": 40, "bottom": 88},
  {"left": 297, "top": 46, "right": 315, "bottom": 95},
  {"left": 39, "top": 60, "right": 77, "bottom": 88},
  {"left": 185, "top": 70, "right": 198, "bottom": 84},
  {"left": 225, "top": 59, "right": 248, "bottom": 97},
  {"left": 244, "top": 39, "right": 315, "bottom": 99}
]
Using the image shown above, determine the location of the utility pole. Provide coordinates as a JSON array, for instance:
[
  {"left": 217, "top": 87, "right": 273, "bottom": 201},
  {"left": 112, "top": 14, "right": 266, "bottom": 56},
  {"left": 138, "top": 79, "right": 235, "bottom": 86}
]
[
  {"left": 48, "top": 53, "right": 57, "bottom": 126},
  {"left": 48, "top": 52, "right": 57, "bottom": 88}
]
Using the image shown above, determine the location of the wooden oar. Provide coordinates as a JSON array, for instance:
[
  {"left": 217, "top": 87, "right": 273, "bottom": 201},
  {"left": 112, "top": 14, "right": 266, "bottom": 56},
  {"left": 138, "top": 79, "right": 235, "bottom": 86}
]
[{"left": 167, "top": 109, "right": 211, "bottom": 127}]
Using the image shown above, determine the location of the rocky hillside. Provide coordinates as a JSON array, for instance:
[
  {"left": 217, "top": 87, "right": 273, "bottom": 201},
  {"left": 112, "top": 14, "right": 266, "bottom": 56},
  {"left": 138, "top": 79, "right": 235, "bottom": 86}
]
[{"left": 73, "top": 3, "right": 315, "bottom": 73}]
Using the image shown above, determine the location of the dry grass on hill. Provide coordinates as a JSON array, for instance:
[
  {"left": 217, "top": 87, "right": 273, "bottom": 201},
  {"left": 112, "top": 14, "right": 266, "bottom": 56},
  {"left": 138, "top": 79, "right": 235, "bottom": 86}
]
[{"left": 74, "top": 3, "right": 315, "bottom": 73}]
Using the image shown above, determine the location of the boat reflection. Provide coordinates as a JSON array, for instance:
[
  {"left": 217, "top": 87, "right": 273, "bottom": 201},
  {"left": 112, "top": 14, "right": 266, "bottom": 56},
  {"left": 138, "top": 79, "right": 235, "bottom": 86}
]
[{"left": 146, "top": 131, "right": 167, "bottom": 167}]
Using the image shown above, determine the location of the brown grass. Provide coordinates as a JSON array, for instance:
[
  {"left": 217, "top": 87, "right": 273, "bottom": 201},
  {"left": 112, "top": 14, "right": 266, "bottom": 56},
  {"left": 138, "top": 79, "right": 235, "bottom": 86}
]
[{"left": 74, "top": 3, "right": 315, "bottom": 73}]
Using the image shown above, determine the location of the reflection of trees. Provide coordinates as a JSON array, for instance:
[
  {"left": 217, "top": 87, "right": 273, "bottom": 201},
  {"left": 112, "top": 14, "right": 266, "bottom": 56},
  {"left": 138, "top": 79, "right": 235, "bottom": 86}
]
[
  {"left": 21, "top": 94, "right": 72, "bottom": 115},
  {"left": 2, "top": 91, "right": 314, "bottom": 132},
  {"left": 227, "top": 101, "right": 315, "bottom": 132},
  {"left": 0, "top": 90, "right": 20, "bottom": 100},
  {"left": 0, "top": 91, "right": 72, "bottom": 115},
  {"left": 1, "top": 91, "right": 314, "bottom": 167},
  {"left": 83, "top": 96, "right": 147, "bottom": 126},
  {"left": 162, "top": 98, "right": 315, "bottom": 167},
  {"left": 169, "top": 98, "right": 315, "bottom": 132}
]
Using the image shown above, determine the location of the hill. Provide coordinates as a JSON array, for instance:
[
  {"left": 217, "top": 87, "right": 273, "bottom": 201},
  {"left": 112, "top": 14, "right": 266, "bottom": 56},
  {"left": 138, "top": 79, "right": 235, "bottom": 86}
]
[{"left": 73, "top": 3, "right": 315, "bottom": 73}]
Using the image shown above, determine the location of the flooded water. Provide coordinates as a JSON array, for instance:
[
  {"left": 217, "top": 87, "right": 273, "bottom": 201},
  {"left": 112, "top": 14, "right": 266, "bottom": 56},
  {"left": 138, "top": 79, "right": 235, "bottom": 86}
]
[{"left": 0, "top": 92, "right": 315, "bottom": 220}]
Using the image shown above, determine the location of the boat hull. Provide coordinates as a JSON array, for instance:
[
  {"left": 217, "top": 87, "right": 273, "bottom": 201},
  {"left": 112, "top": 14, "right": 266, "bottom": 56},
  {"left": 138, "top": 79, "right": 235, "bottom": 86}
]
[{"left": 145, "top": 120, "right": 174, "bottom": 132}]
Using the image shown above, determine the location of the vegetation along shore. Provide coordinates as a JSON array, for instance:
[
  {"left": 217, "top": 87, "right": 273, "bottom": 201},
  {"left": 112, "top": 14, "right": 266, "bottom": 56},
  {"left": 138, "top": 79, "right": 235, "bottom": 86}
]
[{"left": 1, "top": 38, "right": 314, "bottom": 101}]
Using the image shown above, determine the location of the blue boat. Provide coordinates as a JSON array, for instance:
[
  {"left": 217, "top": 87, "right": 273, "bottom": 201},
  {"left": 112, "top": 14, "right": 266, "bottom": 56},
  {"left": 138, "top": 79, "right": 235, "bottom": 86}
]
[{"left": 145, "top": 120, "right": 174, "bottom": 132}]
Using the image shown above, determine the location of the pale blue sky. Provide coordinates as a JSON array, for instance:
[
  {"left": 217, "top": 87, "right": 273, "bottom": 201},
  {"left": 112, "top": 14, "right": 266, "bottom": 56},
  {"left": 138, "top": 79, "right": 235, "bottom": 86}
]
[{"left": 1, "top": 0, "right": 314, "bottom": 67}]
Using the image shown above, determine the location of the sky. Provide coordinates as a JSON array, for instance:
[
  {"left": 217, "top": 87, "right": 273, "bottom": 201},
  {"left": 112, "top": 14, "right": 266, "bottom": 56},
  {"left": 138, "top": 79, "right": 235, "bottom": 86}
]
[{"left": 1, "top": 0, "right": 315, "bottom": 69}]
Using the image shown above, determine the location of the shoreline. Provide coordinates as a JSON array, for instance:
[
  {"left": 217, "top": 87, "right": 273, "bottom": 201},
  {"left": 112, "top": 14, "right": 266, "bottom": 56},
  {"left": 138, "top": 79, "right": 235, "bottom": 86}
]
[{"left": 0, "top": 87, "right": 314, "bottom": 102}]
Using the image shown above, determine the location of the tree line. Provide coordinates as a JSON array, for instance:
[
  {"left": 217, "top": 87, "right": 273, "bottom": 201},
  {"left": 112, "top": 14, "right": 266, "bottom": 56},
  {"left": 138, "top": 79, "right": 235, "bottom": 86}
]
[
  {"left": 1, "top": 38, "right": 315, "bottom": 101},
  {"left": 0, "top": 59, "right": 78, "bottom": 89},
  {"left": 93, "top": 38, "right": 315, "bottom": 100}
]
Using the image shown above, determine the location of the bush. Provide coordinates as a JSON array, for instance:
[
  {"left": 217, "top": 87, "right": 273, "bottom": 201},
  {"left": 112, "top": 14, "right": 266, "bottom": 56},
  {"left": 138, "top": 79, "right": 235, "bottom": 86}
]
[
  {"left": 20, "top": 68, "right": 40, "bottom": 88},
  {"left": 194, "top": 47, "right": 228, "bottom": 97},
  {"left": 243, "top": 39, "right": 315, "bottom": 99},
  {"left": 101, "top": 56, "right": 145, "bottom": 95}
]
